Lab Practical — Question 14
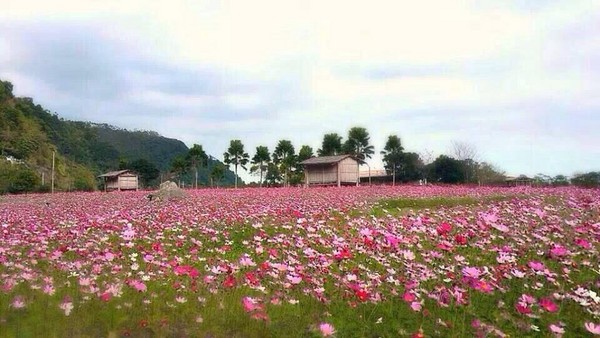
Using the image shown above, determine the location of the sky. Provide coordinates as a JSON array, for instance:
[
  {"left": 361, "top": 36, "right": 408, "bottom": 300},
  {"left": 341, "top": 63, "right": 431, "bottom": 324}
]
[{"left": 1, "top": 0, "right": 599, "bottom": 182}]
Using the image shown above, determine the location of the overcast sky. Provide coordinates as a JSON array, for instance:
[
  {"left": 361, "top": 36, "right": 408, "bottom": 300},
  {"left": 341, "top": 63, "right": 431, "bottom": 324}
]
[{"left": 1, "top": 0, "right": 599, "bottom": 182}]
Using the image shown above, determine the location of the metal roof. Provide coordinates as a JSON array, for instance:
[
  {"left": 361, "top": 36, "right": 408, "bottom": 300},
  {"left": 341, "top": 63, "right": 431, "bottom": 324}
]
[
  {"left": 98, "top": 170, "right": 133, "bottom": 178},
  {"left": 300, "top": 155, "right": 355, "bottom": 165}
]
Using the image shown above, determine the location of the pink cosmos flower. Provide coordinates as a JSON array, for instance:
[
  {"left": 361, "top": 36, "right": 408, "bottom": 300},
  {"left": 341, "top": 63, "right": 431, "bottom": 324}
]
[
  {"left": 462, "top": 266, "right": 482, "bottom": 279},
  {"left": 410, "top": 301, "right": 422, "bottom": 312},
  {"left": 574, "top": 238, "right": 591, "bottom": 249},
  {"left": 549, "top": 245, "right": 568, "bottom": 258},
  {"left": 584, "top": 322, "right": 600, "bottom": 335},
  {"left": 528, "top": 261, "right": 545, "bottom": 271},
  {"left": 11, "top": 296, "right": 26, "bottom": 309},
  {"left": 549, "top": 323, "right": 564, "bottom": 336},
  {"left": 539, "top": 297, "right": 558, "bottom": 312},
  {"left": 319, "top": 322, "right": 336, "bottom": 337}
]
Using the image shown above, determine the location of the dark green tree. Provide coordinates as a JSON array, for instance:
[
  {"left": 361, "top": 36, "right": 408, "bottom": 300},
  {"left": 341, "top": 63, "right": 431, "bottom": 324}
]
[
  {"left": 265, "top": 162, "right": 282, "bottom": 187},
  {"left": 187, "top": 144, "right": 208, "bottom": 188},
  {"left": 223, "top": 139, "right": 249, "bottom": 188},
  {"left": 250, "top": 145, "right": 271, "bottom": 187},
  {"left": 170, "top": 155, "right": 188, "bottom": 187},
  {"left": 427, "top": 155, "right": 465, "bottom": 184},
  {"left": 129, "top": 158, "right": 160, "bottom": 188},
  {"left": 398, "top": 152, "right": 424, "bottom": 182},
  {"left": 552, "top": 174, "right": 569, "bottom": 186},
  {"left": 317, "top": 133, "right": 343, "bottom": 156},
  {"left": 210, "top": 163, "right": 226, "bottom": 187},
  {"left": 571, "top": 172, "right": 600, "bottom": 188},
  {"left": 343, "top": 127, "right": 374, "bottom": 164},
  {"left": 273, "top": 140, "right": 296, "bottom": 186},
  {"left": 381, "top": 135, "right": 404, "bottom": 186}
]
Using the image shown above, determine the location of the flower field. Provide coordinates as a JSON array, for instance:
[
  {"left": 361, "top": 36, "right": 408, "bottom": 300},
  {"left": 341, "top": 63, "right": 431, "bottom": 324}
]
[{"left": 0, "top": 186, "right": 599, "bottom": 337}]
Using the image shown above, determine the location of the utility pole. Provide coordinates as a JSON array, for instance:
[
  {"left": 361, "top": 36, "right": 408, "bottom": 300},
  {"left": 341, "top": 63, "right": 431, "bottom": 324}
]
[{"left": 51, "top": 151, "right": 55, "bottom": 194}]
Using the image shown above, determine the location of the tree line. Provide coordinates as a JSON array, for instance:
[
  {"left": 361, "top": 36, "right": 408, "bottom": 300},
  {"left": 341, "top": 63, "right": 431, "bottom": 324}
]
[{"left": 170, "top": 126, "right": 599, "bottom": 188}]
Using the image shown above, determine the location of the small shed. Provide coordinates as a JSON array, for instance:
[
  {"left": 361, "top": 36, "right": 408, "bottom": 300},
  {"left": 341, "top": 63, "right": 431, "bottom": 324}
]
[
  {"left": 300, "top": 155, "right": 359, "bottom": 187},
  {"left": 98, "top": 170, "right": 139, "bottom": 191},
  {"left": 504, "top": 175, "right": 532, "bottom": 187}
]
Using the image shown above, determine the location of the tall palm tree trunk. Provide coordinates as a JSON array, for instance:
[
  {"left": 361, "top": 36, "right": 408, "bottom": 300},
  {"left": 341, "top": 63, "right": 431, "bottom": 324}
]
[{"left": 234, "top": 165, "right": 238, "bottom": 188}]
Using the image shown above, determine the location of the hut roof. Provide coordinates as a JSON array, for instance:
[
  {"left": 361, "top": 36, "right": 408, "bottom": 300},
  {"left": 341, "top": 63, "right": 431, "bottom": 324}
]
[
  {"left": 300, "top": 155, "right": 354, "bottom": 165},
  {"left": 98, "top": 170, "right": 133, "bottom": 178}
]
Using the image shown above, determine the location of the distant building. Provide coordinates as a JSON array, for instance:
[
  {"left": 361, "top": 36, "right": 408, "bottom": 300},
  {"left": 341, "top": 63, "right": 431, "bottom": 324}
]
[
  {"left": 300, "top": 155, "right": 359, "bottom": 187},
  {"left": 504, "top": 175, "right": 532, "bottom": 187},
  {"left": 98, "top": 170, "right": 139, "bottom": 191},
  {"left": 359, "top": 169, "right": 390, "bottom": 184}
]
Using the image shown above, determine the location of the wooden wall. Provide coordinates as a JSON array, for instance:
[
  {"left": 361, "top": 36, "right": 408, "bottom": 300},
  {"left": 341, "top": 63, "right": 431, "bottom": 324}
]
[
  {"left": 305, "top": 158, "right": 359, "bottom": 186},
  {"left": 338, "top": 157, "right": 359, "bottom": 183},
  {"left": 306, "top": 165, "right": 338, "bottom": 185}
]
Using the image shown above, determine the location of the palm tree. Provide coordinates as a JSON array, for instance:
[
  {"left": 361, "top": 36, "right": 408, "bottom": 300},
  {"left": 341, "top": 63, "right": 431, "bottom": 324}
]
[
  {"left": 317, "top": 133, "right": 343, "bottom": 156},
  {"left": 223, "top": 139, "right": 249, "bottom": 188},
  {"left": 187, "top": 144, "right": 208, "bottom": 189},
  {"left": 381, "top": 135, "right": 404, "bottom": 186},
  {"left": 251, "top": 145, "right": 270, "bottom": 187},
  {"left": 273, "top": 140, "right": 296, "bottom": 187},
  {"left": 344, "top": 127, "right": 374, "bottom": 164}
]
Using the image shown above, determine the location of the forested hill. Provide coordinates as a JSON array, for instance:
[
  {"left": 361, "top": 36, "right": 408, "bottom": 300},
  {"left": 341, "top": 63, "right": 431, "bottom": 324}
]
[{"left": 0, "top": 79, "right": 238, "bottom": 193}]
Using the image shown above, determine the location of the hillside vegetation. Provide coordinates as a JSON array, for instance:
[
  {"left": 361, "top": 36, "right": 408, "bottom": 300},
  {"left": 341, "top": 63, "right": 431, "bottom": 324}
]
[{"left": 0, "top": 79, "right": 237, "bottom": 193}]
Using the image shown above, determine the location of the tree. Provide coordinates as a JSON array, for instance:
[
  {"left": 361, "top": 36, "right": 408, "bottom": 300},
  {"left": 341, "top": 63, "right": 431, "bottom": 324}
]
[
  {"left": 250, "top": 145, "right": 270, "bottom": 187},
  {"left": 398, "top": 152, "right": 424, "bottom": 182},
  {"left": 210, "top": 163, "right": 226, "bottom": 187},
  {"left": 187, "top": 144, "right": 208, "bottom": 188},
  {"left": 477, "top": 162, "right": 505, "bottom": 185},
  {"left": 451, "top": 141, "right": 479, "bottom": 183},
  {"left": 273, "top": 140, "right": 296, "bottom": 186},
  {"left": 265, "top": 162, "right": 282, "bottom": 187},
  {"left": 381, "top": 135, "right": 404, "bottom": 186},
  {"left": 317, "top": 133, "right": 343, "bottom": 156},
  {"left": 343, "top": 127, "right": 374, "bottom": 164},
  {"left": 427, "top": 155, "right": 465, "bottom": 184},
  {"left": 129, "top": 158, "right": 159, "bottom": 187},
  {"left": 552, "top": 174, "right": 569, "bottom": 186},
  {"left": 570, "top": 172, "right": 599, "bottom": 188},
  {"left": 291, "top": 145, "right": 314, "bottom": 185},
  {"left": 170, "top": 155, "right": 188, "bottom": 187},
  {"left": 223, "top": 139, "right": 249, "bottom": 188}
]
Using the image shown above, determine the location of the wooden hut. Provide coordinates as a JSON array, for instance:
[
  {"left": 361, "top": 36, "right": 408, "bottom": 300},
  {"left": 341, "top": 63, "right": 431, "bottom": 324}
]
[
  {"left": 300, "top": 155, "right": 359, "bottom": 187},
  {"left": 504, "top": 175, "right": 532, "bottom": 187},
  {"left": 98, "top": 170, "right": 139, "bottom": 191}
]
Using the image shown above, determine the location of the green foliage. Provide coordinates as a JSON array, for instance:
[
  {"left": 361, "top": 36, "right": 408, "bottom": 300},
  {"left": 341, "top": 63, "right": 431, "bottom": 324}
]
[
  {"left": 552, "top": 174, "right": 570, "bottom": 186},
  {"left": 224, "top": 140, "right": 249, "bottom": 188},
  {"left": 265, "top": 162, "right": 282, "bottom": 186},
  {"left": 317, "top": 133, "right": 343, "bottom": 156},
  {"left": 571, "top": 171, "right": 600, "bottom": 188},
  {"left": 273, "top": 140, "right": 296, "bottom": 186},
  {"left": 0, "top": 77, "right": 240, "bottom": 191},
  {"left": 210, "top": 162, "right": 226, "bottom": 187},
  {"left": 187, "top": 144, "right": 208, "bottom": 188},
  {"left": 0, "top": 161, "right": 40, "bottom": 193},
  {"left": 381, "top": 135, "right": 404, "bottom": 183},
  {"left": 427, "top": 155, "right": 465, "bottom": 183},
  {"left": 128, "top": 159, "right": 160, "bottom": 188},
  {"left": 343, "top": 127, "right": 374, "bottom": 164},
  {"left": 477, "top": 162, "right": 506, "bottom": 185},
  {"left": 251, "top": 146, "right": 271, "bottom": 187}
]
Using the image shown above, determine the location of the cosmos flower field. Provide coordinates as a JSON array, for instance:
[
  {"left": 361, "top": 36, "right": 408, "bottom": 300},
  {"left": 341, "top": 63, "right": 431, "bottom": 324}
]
[{"left": 0, "top": 186, "right": 599, "bottom": 337}]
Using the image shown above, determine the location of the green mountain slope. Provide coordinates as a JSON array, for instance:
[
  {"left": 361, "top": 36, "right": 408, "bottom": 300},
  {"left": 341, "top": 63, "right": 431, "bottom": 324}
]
[{"left": 0, "top": 79, "right": 239, "bottom": 193}]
